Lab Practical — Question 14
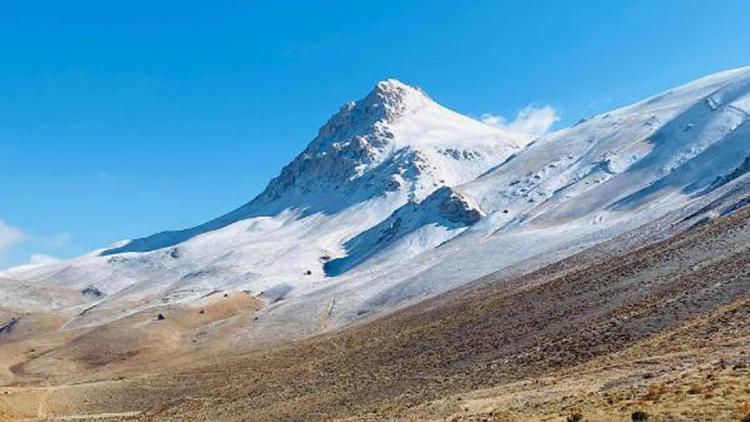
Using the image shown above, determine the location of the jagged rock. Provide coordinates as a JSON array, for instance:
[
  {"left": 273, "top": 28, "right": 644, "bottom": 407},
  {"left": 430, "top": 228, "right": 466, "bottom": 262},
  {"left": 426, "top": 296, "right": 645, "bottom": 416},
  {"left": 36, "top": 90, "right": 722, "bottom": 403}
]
[
  {"left": 81, "top": 287, "right": 104, "bottom": 299},
  {"left": 0, "top": 317, "right": 19, "bottom": 335},
  {"left": 432, "top": 187, "right": 484, "bottom": 225}
]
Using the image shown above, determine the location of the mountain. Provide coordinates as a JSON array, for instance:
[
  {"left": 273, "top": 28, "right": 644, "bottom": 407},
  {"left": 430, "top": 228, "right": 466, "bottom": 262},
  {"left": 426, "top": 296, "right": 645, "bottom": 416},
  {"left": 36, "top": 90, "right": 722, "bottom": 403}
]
[
  {"left": 2, "top": 67, "right": 750, "bottom": 338},
  {"left": 102, "top": 79, "right": 528, "bottom": 255},
  {"left": 0, "top": 78, "right": 528, "bottom": 328}
]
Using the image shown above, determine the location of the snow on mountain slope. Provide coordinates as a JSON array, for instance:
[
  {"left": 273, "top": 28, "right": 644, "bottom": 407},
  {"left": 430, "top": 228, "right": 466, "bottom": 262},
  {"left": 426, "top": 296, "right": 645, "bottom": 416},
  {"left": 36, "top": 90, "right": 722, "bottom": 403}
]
[
  {"left": 323, "top": 185, "right": 484, "bottom": 277},
  {"left": 465, "top": 66, "right": 750, "bottom": 221},
  {"left": 1, "top": 79, "right": 527, "bottom": 328}
]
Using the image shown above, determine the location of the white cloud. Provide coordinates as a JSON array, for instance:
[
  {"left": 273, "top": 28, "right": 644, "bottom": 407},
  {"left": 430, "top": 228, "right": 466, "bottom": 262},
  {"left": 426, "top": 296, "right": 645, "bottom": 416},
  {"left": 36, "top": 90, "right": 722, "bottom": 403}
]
[
  {"left": 28, "top": 254, "right": 61, "bottom": 266},
  {"left": 481, "top": 104, "right": 560, "bottom": 136},
  {"left": 0, "top": 219, "right": 26, "bottom": 254},
  {"left": 0, "top": 220, "right": 71, "bottom": 270}
]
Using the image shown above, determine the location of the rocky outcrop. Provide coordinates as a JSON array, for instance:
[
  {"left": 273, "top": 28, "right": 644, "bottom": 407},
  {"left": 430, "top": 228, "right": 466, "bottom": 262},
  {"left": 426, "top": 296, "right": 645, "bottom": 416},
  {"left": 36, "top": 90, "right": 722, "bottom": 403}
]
[
  {"left": 257, "top": 79, "right": 431, "bottom": 201},
  {"left": 431, "top": 187, "right": 484, "bottom": 225},
  {"left": 0, "top": 317, "right": 18, "bottom": 335},
  {"left": 324, "top": 186, "right": 483, "bottom": 276}
]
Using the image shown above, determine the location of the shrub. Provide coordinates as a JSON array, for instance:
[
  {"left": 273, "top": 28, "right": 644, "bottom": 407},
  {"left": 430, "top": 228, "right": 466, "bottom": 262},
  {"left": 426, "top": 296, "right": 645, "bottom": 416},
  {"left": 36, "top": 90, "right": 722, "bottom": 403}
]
[{"left": 631, "top": 410, "right": 649, "bottom": 421}]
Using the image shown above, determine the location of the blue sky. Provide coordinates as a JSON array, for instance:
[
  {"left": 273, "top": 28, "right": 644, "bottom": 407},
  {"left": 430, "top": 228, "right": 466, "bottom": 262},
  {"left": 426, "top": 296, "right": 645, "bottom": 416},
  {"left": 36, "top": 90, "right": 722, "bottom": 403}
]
[{"left": 1, "top": 0, "right": 749, "bottom": 268}]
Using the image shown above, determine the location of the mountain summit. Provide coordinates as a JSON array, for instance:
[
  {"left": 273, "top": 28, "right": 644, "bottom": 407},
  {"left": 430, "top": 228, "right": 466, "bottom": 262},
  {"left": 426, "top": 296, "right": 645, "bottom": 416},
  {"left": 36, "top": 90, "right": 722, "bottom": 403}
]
[
  {"left": 254, "top": 78, "right": 525, "bottom": 205},
  {"left": 336, "top": 78, "right": 431, "bottom": 127}
]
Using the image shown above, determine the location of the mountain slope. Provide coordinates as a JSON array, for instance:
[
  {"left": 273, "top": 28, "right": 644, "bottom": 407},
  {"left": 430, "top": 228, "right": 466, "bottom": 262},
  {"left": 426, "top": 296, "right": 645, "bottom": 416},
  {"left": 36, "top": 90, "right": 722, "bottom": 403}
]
[{"left": 142, "top": 198, "right": 750, "bottom": 421}]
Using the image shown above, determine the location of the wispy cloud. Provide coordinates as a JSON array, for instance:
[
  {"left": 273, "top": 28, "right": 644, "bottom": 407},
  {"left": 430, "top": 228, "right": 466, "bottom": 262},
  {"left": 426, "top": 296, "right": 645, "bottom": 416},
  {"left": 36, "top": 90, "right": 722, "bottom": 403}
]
[
  {"left": 0, "top": 219, "right": 27, "bottom": 269},
  {"left": 28, "top": 254, "right": 61, "bottom": 266},
  {"left": 0, "top": 219, "right": 26, "bottom": 255},
  {"left": 0, "top": 219, "right": 71, "bottom": 270},
  {"left": 481, "top": 104, "right": 560, "bottom": 136}
]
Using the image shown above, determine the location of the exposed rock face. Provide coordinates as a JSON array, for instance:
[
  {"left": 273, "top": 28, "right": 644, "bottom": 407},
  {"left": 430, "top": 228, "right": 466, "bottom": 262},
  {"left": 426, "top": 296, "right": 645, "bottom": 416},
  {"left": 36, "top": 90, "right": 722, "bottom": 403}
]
[
  {"left": 707, "top": 155, "right": 750, "bottom": 192},
  {"left": 256, "top": 79, "right": 432, "bottom": 201},
  {"left": 81, "top": 287, "right": 104, "bottom": 299},
  {"left": 432, "top": 187, "right": 484, "bottom": 225},
  {"left": 0, "top": 317, "right": 19, "bottom": 335}
]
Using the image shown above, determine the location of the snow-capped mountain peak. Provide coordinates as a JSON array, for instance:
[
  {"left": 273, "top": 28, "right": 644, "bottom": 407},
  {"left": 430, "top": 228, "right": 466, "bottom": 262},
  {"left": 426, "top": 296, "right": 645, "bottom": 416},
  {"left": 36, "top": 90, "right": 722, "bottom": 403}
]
[
  {"left": 305, "top": 78, "right": 428, "bottom": 154},
  {"left": 252, "top": 78, "right": 527, "bottom": 208},
  {"left": 89, "top": 79, "right": 525, "bottom": 257},
  {"left": 357, "top": 78, "right": 431, "bottom": 122}
]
